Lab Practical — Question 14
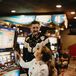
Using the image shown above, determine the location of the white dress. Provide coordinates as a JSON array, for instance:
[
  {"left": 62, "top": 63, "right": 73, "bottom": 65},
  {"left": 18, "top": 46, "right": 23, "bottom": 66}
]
[{"left": 19, "top": 58, "right": 49, "bottom": 76}]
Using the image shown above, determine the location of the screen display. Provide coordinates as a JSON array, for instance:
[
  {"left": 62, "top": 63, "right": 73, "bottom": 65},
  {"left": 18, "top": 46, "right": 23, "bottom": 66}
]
[
  {"left": 0, "top": 15, "right": 36, "bottom": 24},
  {"left": 49, "top": 37, "right": 57, "bottom": 50},
  {"left": 0, "top": 52, "right": 11, "bottom": 64},
  {"left": 49, "top": 37, "right": 57, "bottom": 45},
  {"left": 36, "top": 15, "right": 51, "bottom": 23},
  {"left": 17, "top": 36, "right": 25, "bottom": 44},
  {"left": 51, "top": 14, "right": 67, "bottom": 25},
  {"left": 0, "top": 26, "right": 15, "bottom": 49},
  {"left": 3, "top": 70, "right": 20, "bottom": 76}
]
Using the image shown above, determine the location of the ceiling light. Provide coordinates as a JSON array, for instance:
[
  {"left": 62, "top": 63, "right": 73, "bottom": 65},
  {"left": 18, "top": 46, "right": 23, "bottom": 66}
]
[
  {"left": 74, "top": 17, "right": 76, "bottom": 19},
  {"left": 11, "top": 10, "right": 16, "bottom": 13},
  {"left": 55, "top": 29, "right": 59, "bottom": 32},
  {"left": 56, "top": 5, "right": 62, "bottom": 8},
  {"left": 71, "top": 12, "right": 75, "bottom": 14},
  {"left": 60, "top": 28, "right": 64, "bottom": 31}
]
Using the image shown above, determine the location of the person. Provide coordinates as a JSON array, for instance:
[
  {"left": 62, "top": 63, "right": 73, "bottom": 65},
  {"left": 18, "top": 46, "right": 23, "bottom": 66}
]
[
  {"left": 59, "top": 51, "right": 70, "bottom": 69},
  {"left": 52, "top": 50, "right": 60, "bottom": 75},
  {"left": 22, "top": 21, "right": 52, "bottom": 76},
  {"left": 23, "top": 21, "right": 48, "bottom": 62},
  {"left": 16, "top": 46, "right": 57, "bottom": 76}
]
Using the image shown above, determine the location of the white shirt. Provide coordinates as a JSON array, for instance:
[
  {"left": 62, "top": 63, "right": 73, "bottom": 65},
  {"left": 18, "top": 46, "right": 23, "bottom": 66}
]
[{"left": 19, "top": 58, "right": 49, "bottom": 76}]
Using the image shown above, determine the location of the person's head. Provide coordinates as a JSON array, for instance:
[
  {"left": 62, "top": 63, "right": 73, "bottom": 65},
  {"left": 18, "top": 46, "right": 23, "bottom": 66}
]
[
  {"left": 31, "top": 21, "right": 40, "bottom": 35},
  {"left": 34, "top": 46, "right": 51, "bottom": 62},
  {"left": 45, "top": 30, "right": 51, "bottom": 37},
  {"left": 34, "top": 46, "right": 56, "bottom": 76}
]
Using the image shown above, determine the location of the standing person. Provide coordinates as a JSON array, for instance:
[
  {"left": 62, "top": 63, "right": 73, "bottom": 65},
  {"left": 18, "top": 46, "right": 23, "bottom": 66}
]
[
  {"left": 23, "top": 21, "right": 47, "bottom": 62},
  {"left": 16, "top": 46, "right": 57, "bottom": 76}
]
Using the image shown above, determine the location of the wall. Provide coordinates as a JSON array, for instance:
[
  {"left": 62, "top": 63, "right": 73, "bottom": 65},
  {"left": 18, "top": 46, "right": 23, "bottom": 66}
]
[{"left": 61, "top": 29, "right": 76, "bottom": 50}]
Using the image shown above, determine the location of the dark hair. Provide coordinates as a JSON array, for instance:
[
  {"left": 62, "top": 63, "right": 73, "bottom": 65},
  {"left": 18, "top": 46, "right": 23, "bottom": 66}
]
[
  {"left": 41, "top": 46, "right": 51, "bottom": 62},
  {"left": 31, "top": 21, "right": 40, "bottom": 25},
  {"left": 47, "top": 61, "right": 55, "bottom": 76},
  {"left": 41, "top": 46, "right": 55, "bottom": 76}
]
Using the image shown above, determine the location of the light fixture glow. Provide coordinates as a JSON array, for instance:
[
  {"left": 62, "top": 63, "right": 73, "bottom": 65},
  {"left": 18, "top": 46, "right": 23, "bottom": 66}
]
[
  {"left": 11, "top": 10, "right": 16, "bottom": 13},
  {"left": 71, "top": 12, "right": 75, "bottom": 14},
  {"left": 55, "top": 29, "right": 59, "bottom": 32},
  {"left": 74, "top": 17, "right": 76, "bottom": 19},
  {"left": 60, "top": 28, "right": 64, "bottom": 30},
  {"left": 56, "top": 5, "right": 62, "bottom": 8}
]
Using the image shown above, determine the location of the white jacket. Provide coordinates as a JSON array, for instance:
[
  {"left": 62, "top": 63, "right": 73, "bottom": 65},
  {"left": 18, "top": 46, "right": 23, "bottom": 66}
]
[{"left": 19, "top": 58, "right": 49, "bottom": 76}]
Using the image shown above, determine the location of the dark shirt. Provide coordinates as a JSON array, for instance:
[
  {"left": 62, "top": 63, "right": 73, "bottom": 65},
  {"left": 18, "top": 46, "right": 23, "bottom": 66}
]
[{"left": 23, "top": 32, "right": 46, "bottom": 62}]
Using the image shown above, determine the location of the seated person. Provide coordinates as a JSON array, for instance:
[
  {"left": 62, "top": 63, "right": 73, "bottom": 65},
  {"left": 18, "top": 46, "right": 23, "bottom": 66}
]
[{"left": 59, "top": 51, "right": 70, "bottom": 69}]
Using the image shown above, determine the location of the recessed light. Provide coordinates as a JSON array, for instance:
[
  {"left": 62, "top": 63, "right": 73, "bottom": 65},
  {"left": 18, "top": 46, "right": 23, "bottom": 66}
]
[
  {"left": 71, "top": 12, "right": 75, "bottom": 14},
  {"left": 11, "top": 10, "right": 16, "bottom": 13},
  {"left": 56, "top": 5, "right": 62, "bottom": 8},
  {"left": 74, "top": 17, "right": 76, "bottom": 19}
]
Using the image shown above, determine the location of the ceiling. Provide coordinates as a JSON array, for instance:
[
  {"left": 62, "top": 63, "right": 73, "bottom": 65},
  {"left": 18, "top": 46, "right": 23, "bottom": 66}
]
[{"left": 0, "top": 0, "right": 76, "bottom": 21}]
